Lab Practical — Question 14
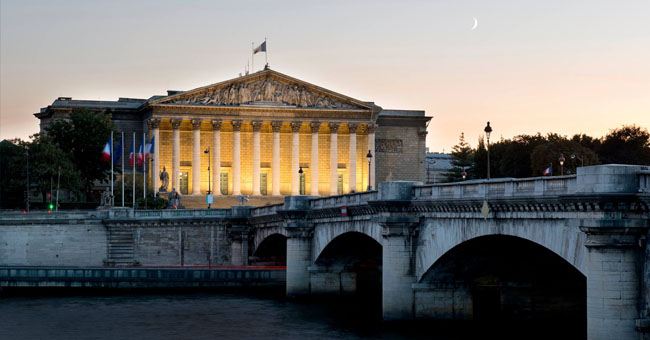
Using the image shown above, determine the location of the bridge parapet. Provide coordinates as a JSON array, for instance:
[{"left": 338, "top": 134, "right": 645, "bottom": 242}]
[
  {"left": 309, "top": 191, "right": 378, "bottom": 209},
  {"left": 414, "top": 175, "right": 576, "bottom": 200}
]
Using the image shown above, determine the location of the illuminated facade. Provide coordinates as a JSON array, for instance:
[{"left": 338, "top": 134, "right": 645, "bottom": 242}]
[{"left": 36, "top": 68, "right": 431, "bottom": 196}]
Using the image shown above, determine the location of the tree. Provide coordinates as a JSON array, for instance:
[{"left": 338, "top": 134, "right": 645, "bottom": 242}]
[
  {"left": 445, "top": 133, "right": 474, "bottom": 182},
  {"left": 471, "top": 137, "right": 488, "bottom": 179},
  {"left": 0, "top": 139, "right": 28, "bottom": 208},
  {"left": 530, "top": 134, "right": 598, "bottom": 176},
  {"left": 597, "top": 125, "right": 650, "bottom": 165},
  {"left": 28, "top": 134, "right": 82, "bottom": 201},
  {"left": 46, "top": 109, "right": 114, "bottom": 196}
]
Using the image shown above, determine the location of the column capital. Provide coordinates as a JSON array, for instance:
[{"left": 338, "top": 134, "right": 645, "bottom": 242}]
[
  {"left": 211, "top": 119, "right": 223, "bottom": 131},
  {"left": 171, "top": 118, "right": 183, "bottom": 129},
  {"left": 251, "top": 120, "right": 263, "bottom": 132},
  {"left": 366, "top": 123, "right": 377, "bottom": 134},
  {"left": 191, "top": 119, "right": 202, "bottom": 130},
  {"left": 232, "top": 120, "right": 243, "bottom": 132},
  {"left": 271, "top": 121, "right": 283, "bottom": 132},
  {"left": 348, "top": 123, "right": 359, "bottom": 133},
  {"left": 329, "top": 122, "right": 340, "bottom": 133},
  {"left": 310, "top": 121, "right": 321, "bottom": 133},
  {"left": 290, "top": 121, "right": 302, "bottom": 133},
  {"left": 148, "top": 118, "right": 161, "bottom": 129}
]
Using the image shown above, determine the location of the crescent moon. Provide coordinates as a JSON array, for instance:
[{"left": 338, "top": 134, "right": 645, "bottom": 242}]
[{"left": 471, "top": 17, "right": 478, "bottom": 30}]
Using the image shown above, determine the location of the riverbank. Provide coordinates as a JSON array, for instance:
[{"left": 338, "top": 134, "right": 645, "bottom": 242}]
[{"left": 0, "top": 266, "right": 286, "bottom": 291}]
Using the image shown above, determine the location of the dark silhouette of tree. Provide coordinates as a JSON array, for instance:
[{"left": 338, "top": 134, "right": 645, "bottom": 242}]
[
  {"left": 445, "top": 133, "right": 474, "bottom": 182},
  {"left": 597, "top": 125, "right": 650, "bottom": 165},
  {"left": 46, "top": 109, "right": 114, "bottom": 197},
  {"left": 0, "top": 139, "right": 28, "bottom": 208},
  {"left": 28, "top": 134, "right": 82, "bottom": 201},
  {"left": 531, "top": 135, "right": 598, "bottom": 176}
]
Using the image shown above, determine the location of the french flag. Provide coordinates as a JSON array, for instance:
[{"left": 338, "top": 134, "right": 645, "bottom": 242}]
[
  {"left": 100, "top": 138, "right": 111, "bottom": 162},
  {"left": 543, "top": 164, "right": 552, "bottom": 176}
]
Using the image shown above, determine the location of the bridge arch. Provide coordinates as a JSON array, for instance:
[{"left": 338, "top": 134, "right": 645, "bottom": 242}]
[
  {"left": 251, "top": 233, "right": 287, "bottom": 266},
  {"left": 312, "top": 220, "right": 382, "bottom": 261},
  {"left": 416, "top": 234, "right": 586, "bottom": 336},
  {"left": 416, "top": 218, "right": 587, "bottom": 281}
]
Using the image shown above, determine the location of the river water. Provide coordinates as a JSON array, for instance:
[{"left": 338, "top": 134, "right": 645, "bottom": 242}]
[{"left": 0, "top": 290, "right": 577, "bottom": 340}]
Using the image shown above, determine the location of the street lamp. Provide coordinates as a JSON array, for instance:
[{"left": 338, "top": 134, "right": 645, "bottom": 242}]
[
  {"left": 571, "top": 153, "right": 584, "bottom": 167},
  {"left": 462, "top": 168, "right": 467, "bottom": 181},
  {"left": 366, "top": 150, "right": 373, "bottom": 191},
  {"left": 559, "top": 153, "right": 565, "bottom": 176},
  {"left": 484, "top": 122, "right": 492, "bottom": 180},
  {"left": 298, "top": 166, "right": 304, "bottom": 195},
  {"left": 204, "top": 147, "right": 211, "bottom": 209}
]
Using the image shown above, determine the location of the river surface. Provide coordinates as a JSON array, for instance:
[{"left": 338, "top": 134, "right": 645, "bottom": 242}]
[{"left": 0, "top": 290, "right": 575, "bottom": 340}]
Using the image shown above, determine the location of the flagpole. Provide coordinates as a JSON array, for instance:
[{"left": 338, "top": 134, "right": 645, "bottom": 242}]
[
  {"left": 264, "top": 37, "right": 267, "bottom": 65},
  {"left": 121, "top": 132, "right": 124, "bottom": 207},
  {"left": 111, "top": 131, "right": 114, "bottom": 203},
  {"left": 132, "top": 131, "right": 135, "bottom": 208},
  {"left": 251, "top": 42, "right": 254, "bottom": 72},
  {"left": 143, "top": 131, "right": 146, "bottom": 203}
]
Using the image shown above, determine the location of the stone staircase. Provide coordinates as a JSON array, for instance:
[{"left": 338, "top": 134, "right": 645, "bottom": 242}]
[{"left": 107, "top": 226, "right": 134, "bottom": 265}]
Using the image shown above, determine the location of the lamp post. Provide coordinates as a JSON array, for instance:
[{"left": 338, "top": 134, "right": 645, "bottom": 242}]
[
  {"left": 484, "top": 122, "right": 492, "bottom": 180},
  {"left": 571, "top": 153, "right": 584, "bottom": 167},
  {"left": 366, "top": 150, "right": 373, "bottom": 191},
  {"left": 204, "top": 147, "right": 211, "bottom": 209},
  {"left": 462, "top": 168, "right": 467, "bottom": 181},
  {"left": 298, "top": 166, "right": 304, "bottom": 195},
  {"left": 559, "top": 153, "right": 565, "bottom": 176}
]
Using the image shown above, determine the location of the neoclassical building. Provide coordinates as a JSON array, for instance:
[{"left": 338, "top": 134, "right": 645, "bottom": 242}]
[{"left": 36, "top": 68, "right": 431, "bottom": 197}]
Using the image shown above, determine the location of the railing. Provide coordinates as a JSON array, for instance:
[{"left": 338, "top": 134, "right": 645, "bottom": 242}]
[
  {"left": 310, "top": 190, "right": 378, "bottom": 209},
  {"left": 250, "top": 203, "right": 283, "bottom": 217},
  {"left": 639, "top": 170, "right": 650, "bottom": 193},
  {"left": 133, "top": 209, "right": 230, "bottom": 219},
  {"left": 0, "top": 210, "right": 109, "bottom": 221},
  {"left": 413, "top": 175, "right": 577, "bottom": 200}
]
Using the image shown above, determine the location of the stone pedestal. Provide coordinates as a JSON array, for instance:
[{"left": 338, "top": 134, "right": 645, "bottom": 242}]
[
  {"left": 581, "top": 219, "right": 648, "bottom": 340},
  {"left": 281, "top": 195, "right": 314, "bottom": 297},
  {"left": 378, "top": 216, "right": 419, "bottom": 320}
]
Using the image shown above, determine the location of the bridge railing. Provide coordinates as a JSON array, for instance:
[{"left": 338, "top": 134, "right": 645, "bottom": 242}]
[
  {"left": 310, "top": 190, "right": 378, "bottom": 209},
  {"left": 133, "top": 209, "right": 230, "bottom": 219},
  {"left": 413, "top": 175, "right": 577, "bottom": 200},
  {"left": 639, "top": 170, "right": 650, "bottom": 193},
  {"left": 250, "top": 203, "right": 284, "bottom": 217}
]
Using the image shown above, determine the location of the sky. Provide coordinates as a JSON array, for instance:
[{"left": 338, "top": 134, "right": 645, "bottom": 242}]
[{"left": 1, "top": 0, "right": 649, "bottom": 152}]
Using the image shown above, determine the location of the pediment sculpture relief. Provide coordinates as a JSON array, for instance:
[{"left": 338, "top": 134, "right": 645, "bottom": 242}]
[{"left": 165, "top": 78, "right": 360, "bottom": 109}]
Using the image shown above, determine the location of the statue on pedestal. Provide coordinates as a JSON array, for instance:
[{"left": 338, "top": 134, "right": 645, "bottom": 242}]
[
  {"left": 167, "top": 188, "right": 182, "bottom": 209},
  {"left": 159, "top": 166, "right": 169, "bottom": 192}
]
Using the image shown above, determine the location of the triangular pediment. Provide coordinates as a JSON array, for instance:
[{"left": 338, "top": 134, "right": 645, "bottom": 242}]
[{"left": 149, "top": 69, "right": 374, "bottom": 111}]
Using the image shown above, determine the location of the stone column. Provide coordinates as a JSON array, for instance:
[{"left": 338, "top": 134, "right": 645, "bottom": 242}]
[
  {"left": 271, "top": 121, "right": 282, "bottom": 196},
  {"left": 171, "top": 119, "right": 182, "bottom": 192},
  {"left": 348, "top": 123, "right": 358, "bottom": 193},
  {"left": 329, "top": 122, "right": 340, "bottom": 195},
  {"left": 191, "top": 119, "right": 202, "bottom": 195},
  {"left": 310, "top": 121, "right": 321, "bottom": 196},
  {"left": 283, "top": 196, "right": 314, "bottom": 297},
  {"left": 212, "top": 120, "right": 222, "bottom": 196},
  {"left": 367, "top": 123, "right": 377, "bottom": 190},
  {"left": 580, "top": 220, "right": 648, "bottom": 340},
  {"left": 232, "top": 120, "right": 243, "bottom": 196},
  {"left": 379, "top": 216, "right": 419, "bottom": 320},
  {"left": 229, "top": 206, "right": 252, "bottom": 266},
  {"left": 148, "top": 118, "right": 161, "bottom": 194},
  {"left": 290, "top": 121, "right": 302, "bottom": 195},
  {"left": 251, "top": 120, "right": 263, "bottom": 196}
]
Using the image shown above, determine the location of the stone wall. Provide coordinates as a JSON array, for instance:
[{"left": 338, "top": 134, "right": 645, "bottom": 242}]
[{"left": 0, "top": 217, "right": 107, "bottom": 266}]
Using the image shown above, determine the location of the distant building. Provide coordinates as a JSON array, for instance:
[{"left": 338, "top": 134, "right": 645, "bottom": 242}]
[
  {"left": 35, "top": 68, "right": 431, "bottom": 197},
  {"left": 424, "top": 152, "right": 453, "bottom": 184}
]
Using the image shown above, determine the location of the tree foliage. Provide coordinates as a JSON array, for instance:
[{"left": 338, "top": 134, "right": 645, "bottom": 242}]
[
  {"left": 28, "top": 134, "right": 82, "bottom": 199},
  {"left": 597, "top": 125, "right": 650, "bottom": 165},
  {"left": 46, "top": 109, "right": 114, "bottom": 193},
  {"left": 445, "top": 133, "right": 474, "bottom": 182},
  {"left": 0, "top": 140, "right": 28, "bottom": 208}
]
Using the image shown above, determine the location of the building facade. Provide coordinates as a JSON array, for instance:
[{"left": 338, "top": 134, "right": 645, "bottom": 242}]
[{"left": 35, "top": 68, "right": 431, "bottom": 197}]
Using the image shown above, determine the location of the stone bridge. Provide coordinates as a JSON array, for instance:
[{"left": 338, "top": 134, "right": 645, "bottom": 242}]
[
  {"left": 240, "top": 164, "right": 650, "bottom": 339},
  {"left": 1, "top": 164, "right": 649, "bottom": 339}
]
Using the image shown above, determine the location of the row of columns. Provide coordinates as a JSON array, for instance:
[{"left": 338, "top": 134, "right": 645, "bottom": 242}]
[{"left": 148, "top": 118, "right": 377, "bottom": 196}]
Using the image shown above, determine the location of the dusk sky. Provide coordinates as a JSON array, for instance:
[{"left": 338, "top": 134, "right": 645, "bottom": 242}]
[{"left": 1, "top": 0, "right": 649, "bottom": 152}]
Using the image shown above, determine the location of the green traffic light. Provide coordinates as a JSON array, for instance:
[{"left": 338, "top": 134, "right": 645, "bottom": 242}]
[{"left": 49, "top": 203, "right": 54, "bottom": 210}]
